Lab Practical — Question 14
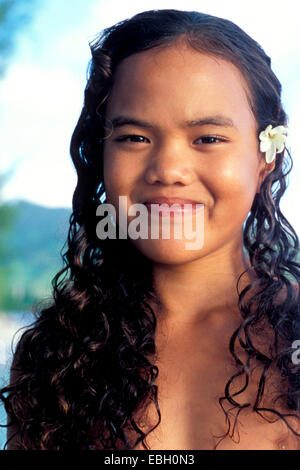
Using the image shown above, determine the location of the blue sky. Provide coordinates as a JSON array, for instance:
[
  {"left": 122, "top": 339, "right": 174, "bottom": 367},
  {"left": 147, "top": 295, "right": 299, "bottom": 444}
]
[{"left": 0, "top": 0, "right": 299, "bottom": 234}]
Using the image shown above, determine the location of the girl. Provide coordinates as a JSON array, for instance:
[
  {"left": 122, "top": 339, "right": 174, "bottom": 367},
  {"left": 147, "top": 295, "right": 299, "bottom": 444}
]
[{"left": 2, "top": 9, "right": 300, "bottom": 450}]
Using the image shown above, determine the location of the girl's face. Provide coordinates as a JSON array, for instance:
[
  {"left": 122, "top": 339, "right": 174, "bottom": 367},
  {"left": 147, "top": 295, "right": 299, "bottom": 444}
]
[{"left": 103, "top": 40, "right": 269, "bottom": 265}]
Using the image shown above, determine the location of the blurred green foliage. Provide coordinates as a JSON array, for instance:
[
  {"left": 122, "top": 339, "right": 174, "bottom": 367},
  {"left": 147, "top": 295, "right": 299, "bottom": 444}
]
[
  {"left": 0, "top": 171, "right": 19, "bottom": 311},
  {"left": 0, "top": 200, "right": 70, "bottom": 312}
]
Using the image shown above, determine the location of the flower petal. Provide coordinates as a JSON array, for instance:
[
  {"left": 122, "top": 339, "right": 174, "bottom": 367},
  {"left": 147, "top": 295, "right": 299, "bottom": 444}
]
[
  {"left": 275, "top": 142, "right": 285, "bottom": 153},
  {"left": 259, "top": 124, "right": 288, "bottom": 161},
  {"left": 270, "top": 125, "right": 287, "bottom": 136},
  {"left": 272, "top": 134, "right": 285, "bottom": 147},
  {"left": 259, "top": 129, "right": 270, "bottom": 141},
  {"left": 265, "top": 124, "right": 273, "bottom": 134},
  {"left": 260, "top": 140, "right": 271, "bottom": 152},
  {"left": 265, "top": 143, "right": 276, "bottom": 163}
]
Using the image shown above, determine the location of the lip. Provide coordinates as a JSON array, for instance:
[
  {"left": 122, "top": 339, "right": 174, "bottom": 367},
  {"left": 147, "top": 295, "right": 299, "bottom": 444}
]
[
  {"left": 142, "top": 197, "right": 204, "bottom": 217},
  {"left": 143, "top": 196, "right": 203, "bottom": 206}
]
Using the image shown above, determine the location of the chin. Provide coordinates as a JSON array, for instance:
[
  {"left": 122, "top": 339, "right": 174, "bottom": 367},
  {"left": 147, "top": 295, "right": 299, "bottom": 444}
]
[{"left": 130, "top": 238, "right": 206, "bottom": 265}]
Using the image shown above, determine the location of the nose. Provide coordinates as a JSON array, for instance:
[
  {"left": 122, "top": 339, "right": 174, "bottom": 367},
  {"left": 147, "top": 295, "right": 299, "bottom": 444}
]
[{"left": 144, "top": 141, "right": 196, "bottom": 186}]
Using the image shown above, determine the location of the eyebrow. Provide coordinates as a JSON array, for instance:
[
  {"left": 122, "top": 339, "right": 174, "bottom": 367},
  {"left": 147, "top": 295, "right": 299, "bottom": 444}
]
[{"left": 107, "top": 114, "right": 235, "bottom": 130}]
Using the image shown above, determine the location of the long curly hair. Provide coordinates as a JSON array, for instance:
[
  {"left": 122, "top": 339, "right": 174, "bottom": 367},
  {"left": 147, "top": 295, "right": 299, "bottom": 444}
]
[{"left": 1, "top": 9, "right": 300, "bottom": 450}]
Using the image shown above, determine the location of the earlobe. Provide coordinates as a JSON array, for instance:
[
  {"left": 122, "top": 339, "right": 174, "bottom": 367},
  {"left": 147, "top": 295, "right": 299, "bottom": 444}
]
[{"left": 256, "top": 156, "right": 275, "bottom": 193}]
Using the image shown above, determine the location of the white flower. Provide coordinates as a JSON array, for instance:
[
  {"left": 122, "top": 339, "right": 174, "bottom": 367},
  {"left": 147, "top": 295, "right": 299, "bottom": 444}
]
[{"left": 259, "top": 124, "right": 288, "bottom": 164}]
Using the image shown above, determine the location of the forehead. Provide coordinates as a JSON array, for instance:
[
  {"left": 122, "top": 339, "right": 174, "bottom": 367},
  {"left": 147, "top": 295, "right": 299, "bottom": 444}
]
[{"left": 105, "top": 41, "right": 256, "bottom": 132}]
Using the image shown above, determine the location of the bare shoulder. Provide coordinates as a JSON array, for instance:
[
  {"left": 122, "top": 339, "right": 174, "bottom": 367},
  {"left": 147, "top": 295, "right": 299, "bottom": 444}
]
[{"left": 285, "top": 414, "right": 300, "bottom": 450}]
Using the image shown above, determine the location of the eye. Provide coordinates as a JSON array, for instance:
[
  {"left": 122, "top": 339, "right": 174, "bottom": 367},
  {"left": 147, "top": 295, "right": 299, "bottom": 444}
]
[
  {"left": 115, "top": 134, "right": 150, "bottom": 143},
  {"left": 194, "top": 135, "right": 227, "bottom": 144}
]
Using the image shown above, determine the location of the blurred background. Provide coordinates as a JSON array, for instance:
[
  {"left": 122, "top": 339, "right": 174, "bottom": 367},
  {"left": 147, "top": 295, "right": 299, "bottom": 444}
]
[{"left": 0, "top": 0, "right": 299, "bottom": 449}]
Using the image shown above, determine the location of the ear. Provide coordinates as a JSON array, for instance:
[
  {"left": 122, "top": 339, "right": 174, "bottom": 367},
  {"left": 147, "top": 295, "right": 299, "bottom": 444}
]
[{"left": 256, "top": 153, "right": 276, "bottom": 193}]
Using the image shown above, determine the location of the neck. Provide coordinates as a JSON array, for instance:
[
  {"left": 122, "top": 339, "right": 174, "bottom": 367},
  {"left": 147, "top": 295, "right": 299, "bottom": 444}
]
[{"left": 151, "top": 237, "right": 256, "bottom": 329}]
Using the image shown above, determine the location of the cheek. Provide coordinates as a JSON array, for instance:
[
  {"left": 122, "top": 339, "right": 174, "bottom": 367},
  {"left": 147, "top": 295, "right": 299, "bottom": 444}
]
[
  {"left": 103, "top": 151, "right": 137, "bottom": 203},
  {"left": 214, "top": 152, "right": 258, "bottom": 198},
  {"left": 208, "top": 155, "right": 259, "bottom": 230}
]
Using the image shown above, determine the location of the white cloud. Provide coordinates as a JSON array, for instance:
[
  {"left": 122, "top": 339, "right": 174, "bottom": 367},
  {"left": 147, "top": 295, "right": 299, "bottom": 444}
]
[{"left": 0, "top": 63, "right": 79, "bottom": 207}]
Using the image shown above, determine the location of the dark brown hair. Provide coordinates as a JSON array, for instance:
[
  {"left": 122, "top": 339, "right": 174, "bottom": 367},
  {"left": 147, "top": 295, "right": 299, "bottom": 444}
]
[{"left": 1, "top": 9, "right": 300, "bottom": 450}]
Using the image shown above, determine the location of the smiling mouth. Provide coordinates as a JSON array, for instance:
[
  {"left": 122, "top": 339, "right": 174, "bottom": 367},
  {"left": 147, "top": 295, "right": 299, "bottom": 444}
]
[
  {"left": 144, "top": 202, "right": 204, "bottom": 217},
  {"left": 143, "top": 197, "right": 203, "bottom": 206}
]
